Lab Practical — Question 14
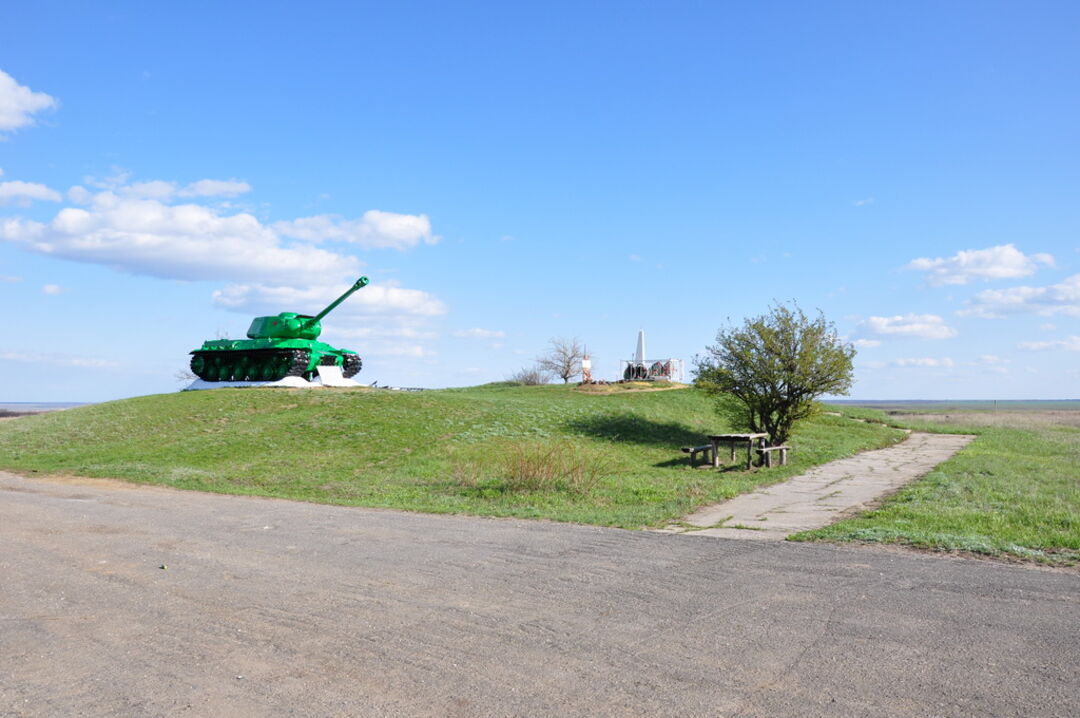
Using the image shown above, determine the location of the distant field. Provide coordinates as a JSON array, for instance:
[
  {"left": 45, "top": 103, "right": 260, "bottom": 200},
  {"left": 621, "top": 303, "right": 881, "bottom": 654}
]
[
  {"left": 833, "top": 399, "right": 1080, "bottom": 429},
  {"left": 0, "top": 384, "right": 904, "bottom": 528},
  {"left": 833, "top": 399, "right": 1080, "bottom": 412},
  {"left": 799, "top": 407, "right": 1080, "bottom": 566},
  {"left": 889, "top": 411, "right": 1080, "bottom": 429},
  {"left": 0, "top": 402, "right": 88, "bottom": 417}
]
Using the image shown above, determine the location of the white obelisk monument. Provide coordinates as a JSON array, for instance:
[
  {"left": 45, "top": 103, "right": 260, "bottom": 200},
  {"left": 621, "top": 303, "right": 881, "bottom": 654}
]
[{"left": 634, "top": 329, "right": 646, "bottom": 365}]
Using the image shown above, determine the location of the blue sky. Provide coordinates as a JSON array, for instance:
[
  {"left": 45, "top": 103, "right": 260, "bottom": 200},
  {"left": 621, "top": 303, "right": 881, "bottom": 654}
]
[{"left": 1, "top": 1, "right": 1078, "bottom": 402}]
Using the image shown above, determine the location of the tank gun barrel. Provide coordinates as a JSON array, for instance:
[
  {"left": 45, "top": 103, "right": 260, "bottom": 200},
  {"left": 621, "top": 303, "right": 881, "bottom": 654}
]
[{"left": 306, "top": 276, "right": 369, "bottom": 325}]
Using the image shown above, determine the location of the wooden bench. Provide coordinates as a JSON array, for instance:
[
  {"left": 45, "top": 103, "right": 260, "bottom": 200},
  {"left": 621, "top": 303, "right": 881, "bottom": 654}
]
[
  {"left": 756, "top": 445, "right": 791, "bottom": 468},
  {"left": 681, "top": 444, "right": 714, "bottom": 467}
]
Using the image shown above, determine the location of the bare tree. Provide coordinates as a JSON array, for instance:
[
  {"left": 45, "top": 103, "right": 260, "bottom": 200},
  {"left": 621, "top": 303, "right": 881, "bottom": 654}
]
[
  {"left": 538, "top": 337, "right": 584, "bottom": 384},
  {"left": 507, "top": 364, "right": 552, "bottom": 385}
]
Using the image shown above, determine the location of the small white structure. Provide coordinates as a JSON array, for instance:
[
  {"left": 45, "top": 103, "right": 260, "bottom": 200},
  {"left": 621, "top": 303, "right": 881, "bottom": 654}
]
[
  {"left": 581, "top": 353, "right": 594, "bottom": 383},
  {"left": 620, "top": 329, "right": 684, "bottom": 382},
  {"left": 315, "top": 364, "right": 358, "bottom": 387}
]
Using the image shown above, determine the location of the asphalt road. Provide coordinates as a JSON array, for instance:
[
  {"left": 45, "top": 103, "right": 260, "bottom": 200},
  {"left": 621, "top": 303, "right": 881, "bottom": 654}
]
[{"left": 1, "top": 471, "right": 1077, "bottom": 717}]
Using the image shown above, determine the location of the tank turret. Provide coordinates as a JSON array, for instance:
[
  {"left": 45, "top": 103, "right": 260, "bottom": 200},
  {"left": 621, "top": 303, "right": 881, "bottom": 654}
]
[
  {"left": 245, "top": 277, "right": 370, "bottom": 340},
  {"left": 189, "top": 277, "right": 370, "bottom": 382}
]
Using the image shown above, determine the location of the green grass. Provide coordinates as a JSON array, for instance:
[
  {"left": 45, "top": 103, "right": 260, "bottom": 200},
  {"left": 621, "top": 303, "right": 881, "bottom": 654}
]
[
  {"left": 0, "top": 384, "right": 904, "bottom": 528},
  {"left": 795, "top": 407, "right": 1080, "bottom": 566}
]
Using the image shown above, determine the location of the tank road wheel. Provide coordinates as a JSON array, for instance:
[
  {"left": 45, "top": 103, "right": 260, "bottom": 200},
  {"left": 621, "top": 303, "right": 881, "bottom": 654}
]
[
  {"left": 207, "top": 357, "right": 221, "bottom": 381},
  {"left": 190, "top": 352, "right": 226, "bottom": 382},
  {"left": 265, "top": 355, "right": 285, "bottom": 380},
  {"left": 190, "top": 354, "right": 208, "bottom": 380},
  {"left": 269, "top": 353, "right": 291, "bottom": 381},
  {"left": 217, "top": 356, "right": 230, "bottom": 381},
  {"left": 226, "top": 357, "right": 242, "bottom": 381},
  {"left": 342, "top": 354, "right": 362, "bottom": 378}
]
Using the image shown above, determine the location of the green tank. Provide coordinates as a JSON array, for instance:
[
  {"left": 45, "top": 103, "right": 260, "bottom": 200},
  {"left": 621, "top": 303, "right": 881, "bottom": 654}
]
[{"left": 189, "top": 277, "right": 369, "bottom": 382}]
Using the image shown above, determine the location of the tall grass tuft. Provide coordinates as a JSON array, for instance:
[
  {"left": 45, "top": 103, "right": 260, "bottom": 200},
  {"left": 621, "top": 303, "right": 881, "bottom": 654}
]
[{"left": 455, "top": 440, "right": 609, "bottom": 494}]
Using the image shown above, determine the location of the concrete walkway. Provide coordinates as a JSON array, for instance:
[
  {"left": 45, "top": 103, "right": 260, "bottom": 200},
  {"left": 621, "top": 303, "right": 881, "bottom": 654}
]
[{"left": 661, "top": 431, "right": 976, "bottom": 540}]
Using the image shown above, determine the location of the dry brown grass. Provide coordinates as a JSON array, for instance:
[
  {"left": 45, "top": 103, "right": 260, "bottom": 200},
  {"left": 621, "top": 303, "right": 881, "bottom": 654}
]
[
  {"left": 574, "top": 381, "right": 687, "bottom": 394},
  {"left": 0, "top": 410, "right": 38, "bottom": 420},
  {"left": 453, "top": 440, "right": 610, "bottom": 494}
]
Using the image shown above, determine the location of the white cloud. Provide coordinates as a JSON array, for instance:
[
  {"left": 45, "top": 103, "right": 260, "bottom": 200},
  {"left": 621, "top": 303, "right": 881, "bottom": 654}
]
[
  {"left": 0, "top": 191, "right": 360, "bottom": 285},
  {"left": 117, "top": 178, "right": 252, "bottom": 201},
  {"left": 894, "top": 357, "right": 954, "bottom": 367},
  {"left": 84, "top": 168, "right": 132, "bottom": 190},
  {"left": 628, "top": 254, "right": 641, "bottom": 262},
  {"left": 331, "top": 327, "right": 437, "bottom": 340},
  {"left": 0, "top": 180, "right": 62, "bottom": 206},
  {"left": 274, "top": 210, "right": 439, "bottom": 249},
  {"left": 969, "top": 355, "right": 1009, "bottom": 374},
  {"left": 853, "top": 197, "right": 875, "bottom": 207},
  {"left": 453, "top": 328, "right": 506, "bottom": 339},
  {"left": 67, "top": 185, "right": 93, "bottom": 204},
  {"left": 0, "top": 351, "right": 113, "bottom": 368},
  {"left": 75, "top": 171, "right": 252, "bottom": 201},
  {"left": 1018, "top": 336, "right": 1080, "bottom": 352},
  {"left": 0, "top": 69, "right": 57, "bottom": 135},
  {"left": 959, "top": 274, "right": 1080, "bottom": 318},
  {"left": 177, "top": 179, "right": 252, "bottom": 197},
  {"left": 120, "top": 180, "right": 178, "bottom": 200},
  {"left": 41, "top": 284, "right": 62, "bottom": 295},
  {"left": 906, "top": 244, "right": 1054, "bottom": 286},
  {"left": 1, "top": 176, "right": 447, "bottom": 352},
  {"left": 0, "top": 274, "right": 20, "bottom": 282},
  {"left": 973, "top": 354, "right": 1008, "bottom": 365},
  {"left": 852, "top": 339, "right": 881, "bottom": 349},
  {"left": 319, "top": 327, "right": 440, "bottom": 362},
  {"left": 211, "top": 281, "right": 447, "bottom": 320},
  {"left": 859, "top": 314, "right": 957, "bottom": 340},
  {"left": 360, "top": 343, "right": 431, "bottom": 358}
]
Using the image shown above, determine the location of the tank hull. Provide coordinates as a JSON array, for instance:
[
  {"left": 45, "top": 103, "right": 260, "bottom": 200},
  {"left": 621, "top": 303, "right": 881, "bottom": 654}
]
[{"left": 190, "top": 338, "right": 361, "bottom": 382}]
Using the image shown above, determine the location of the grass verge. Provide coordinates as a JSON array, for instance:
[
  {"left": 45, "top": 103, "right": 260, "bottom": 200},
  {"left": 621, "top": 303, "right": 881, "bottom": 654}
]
[
  {"left": 0, "top": 384, "right": 904, "bottom": 528},
  {"left": 793, "top": 407, "right": 1080, "bottom": 567}
]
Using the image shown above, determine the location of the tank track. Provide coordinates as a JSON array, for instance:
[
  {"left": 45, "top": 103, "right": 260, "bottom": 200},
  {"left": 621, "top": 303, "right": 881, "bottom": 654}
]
[
  {"left": 190, "top": 349, "right": 311, "bottom": 382},
  {"left": 341, "top": 354, "right": 362, "bottom": 378}
]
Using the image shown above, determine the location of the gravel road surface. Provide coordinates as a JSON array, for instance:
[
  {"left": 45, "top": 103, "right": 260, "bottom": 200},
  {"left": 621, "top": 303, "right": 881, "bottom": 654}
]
[{"left": 1, "top": 471, "right": 1077, "bottom": 717}]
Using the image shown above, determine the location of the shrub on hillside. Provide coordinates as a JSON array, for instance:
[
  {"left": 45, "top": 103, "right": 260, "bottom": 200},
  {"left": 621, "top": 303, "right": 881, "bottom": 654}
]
[
  {"left": 507, "top": 365, "right": 552, "bottom": 385},
  {"left": 695, "top": 303, "right": 855, "bottom": 446}
]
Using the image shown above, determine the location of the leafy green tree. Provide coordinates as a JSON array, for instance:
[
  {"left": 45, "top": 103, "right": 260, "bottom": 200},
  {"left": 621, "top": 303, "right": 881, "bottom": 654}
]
[{"left": 694, "top": 304, "right": 855, "bottom": 446}]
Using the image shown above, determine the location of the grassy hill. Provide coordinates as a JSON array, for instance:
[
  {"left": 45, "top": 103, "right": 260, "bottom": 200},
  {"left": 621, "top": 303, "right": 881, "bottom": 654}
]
[{"left": 0, "top": 384, "right": 903, "bottom": 528}]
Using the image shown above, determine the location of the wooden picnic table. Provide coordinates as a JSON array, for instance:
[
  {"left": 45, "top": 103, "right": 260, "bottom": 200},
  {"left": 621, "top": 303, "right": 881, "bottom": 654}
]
[{"left": 707, "top": 433, "right": 769, "bottom": 470}]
